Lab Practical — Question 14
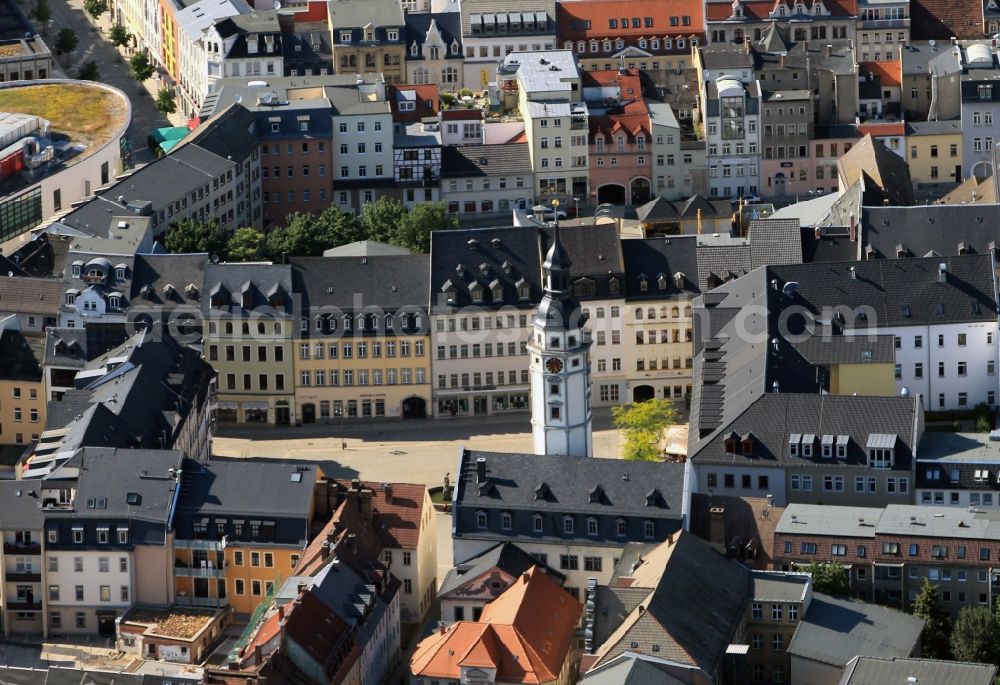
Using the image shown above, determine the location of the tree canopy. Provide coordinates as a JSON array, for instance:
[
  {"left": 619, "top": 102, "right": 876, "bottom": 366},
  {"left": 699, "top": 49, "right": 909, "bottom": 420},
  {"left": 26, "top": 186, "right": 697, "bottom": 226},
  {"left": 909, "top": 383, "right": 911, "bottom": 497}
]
[
  {"left": 911, "top": 579, "right": 951, "bottom": 659},
  {"left": 109, "top": 24, "right": 130, "bottom": 47},
  {"left": 163, "top": 219, "right": 229, "bottom": 257},
  {"left": 612, "top": 398, "right": 677, "bottom": 461},
  {"left": 129, "top": 50, "right": 155, "bottom": 81},
  {"left": 950, "top": 606, "right": 1000, "bottom": 664},
  {"left": 83, "top": 0, "right": 108, "bottom": 19},
  {"left": 802, "top": 562, "right": 851, "bottom": 597},
  {"left": 54, "top": 28, "right": 78, "bottom": 55}
]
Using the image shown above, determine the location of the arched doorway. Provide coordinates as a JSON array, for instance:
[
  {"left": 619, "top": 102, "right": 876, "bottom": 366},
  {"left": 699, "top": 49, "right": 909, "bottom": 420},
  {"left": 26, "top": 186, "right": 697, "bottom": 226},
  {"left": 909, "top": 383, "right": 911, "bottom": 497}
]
[
  {"left": 969, "top": 159, "right": 994, "bottom": 181},
  {"left": 773, "top": 172, "right": 787, "bottom": 196},
  {"left": 402, "top": 396, "right": 427, "bottom": 419},
  {"left": 597, "top": 184, "right": 626, "bottom": 205},
  {"left": 301, "top": 403, "right": 316, "bottom": 424},
  {"left": 630, "top": 177, "right": 651, "bottom": 205},
  {"left": 632, "top": 385, "right": 655, "bottom": 402}
]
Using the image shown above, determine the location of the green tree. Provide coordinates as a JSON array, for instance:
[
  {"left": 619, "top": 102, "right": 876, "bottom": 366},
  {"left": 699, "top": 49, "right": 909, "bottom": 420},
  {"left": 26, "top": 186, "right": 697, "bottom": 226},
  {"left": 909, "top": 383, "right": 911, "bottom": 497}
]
[
  {"left": 265, "top": 213, "right": 327, "bottom": 258},
  {"left": 76, "top": 60, "right": 99, "bottom": 80},
  {"left": 227, "top": 227, "right": 265, "bottom": 261},
  {"left": 155, "top": 88, "right": 176, "bottom": 114},
  {"left": 611, "top": 398, "right": 677, "bottom": 461},
  {"left": 83, "top": 0, "right": 108, "bottom": 20},
  {"left": 360, "top": 196, "right": 407, "bottom": 244},
  {"left": 391, "top": 202, "right": 457, "bottom": 253},
  {"left": 164, "top": 219, "right": 229, "bottom": 257},
  {"left": 912, "top": 579, "right": 951, "bottom": 659},
  {"left": 33, "top": 0, "right": 51, "bottom": 24},
  {"left": 315, "top": 205, "right": 365, "bottom": 247},
  {"left": 109, "top": 24, "right": 131, "bottom": 47},
  {"left": 951, "top": 606, "right": 1000, "bottom": 664},
  {"left": 54, "top": 28, "right": 78, "bottom": 55},
  {"left": 129, "top": 50, "right": 155, "bottom": 81},
  {"left": 802, "top": 562, "right": 851, "bottom": 597}
]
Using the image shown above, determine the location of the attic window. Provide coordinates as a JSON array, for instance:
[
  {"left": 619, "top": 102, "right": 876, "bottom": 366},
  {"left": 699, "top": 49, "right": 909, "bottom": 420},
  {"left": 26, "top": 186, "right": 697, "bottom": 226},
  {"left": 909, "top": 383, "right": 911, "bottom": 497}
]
[
  {"left": 126, "top": 492, "right": 140, "bottom": 505},
  {"left": 900, "top": 304, "right": 911, "bottom": 317},
  {"left": 639, "top": 275, "right": 649, "bottom": 292},
  {"left": 608, "top": 277, "right": 620, "bottom": 295},
  {"left": 657, "top": 274, "right": 667, "bottom": 290},
  {"left": 936, "top": 303, "right": 944, "bottom": 316}
]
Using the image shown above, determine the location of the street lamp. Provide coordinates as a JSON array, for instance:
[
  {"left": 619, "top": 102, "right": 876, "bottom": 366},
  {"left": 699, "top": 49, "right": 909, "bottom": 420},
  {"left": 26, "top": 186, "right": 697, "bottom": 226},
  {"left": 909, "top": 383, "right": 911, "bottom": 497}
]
[
  {"left": 573, "top": 196, "right": 581, "bottom": 218},
  {"left": 551, "top": 199, "right": 560, "bottom": 227}
]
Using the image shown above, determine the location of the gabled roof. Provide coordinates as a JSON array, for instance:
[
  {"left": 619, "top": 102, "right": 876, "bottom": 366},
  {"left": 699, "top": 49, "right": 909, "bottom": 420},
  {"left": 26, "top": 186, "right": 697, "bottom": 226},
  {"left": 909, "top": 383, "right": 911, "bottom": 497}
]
[
  {"left": 861, "top": 204, "right": 1000, "bottom": 258},
  {"left": 439, "top": 144, "right": 533, "bottom": 178},
  {"left": 291, "top": 254, "right": 428, "bottom": 311},
  {"left": 438, "top": 542, "right": 565, "bottom": 597},
  {"left": 789, "top": 593, "right": 923, "bottom": 667},
  {"left": 403, "top": 12, "right": 462, "bottom": 62},
  {"left": 620, "top": 236, "right": 700, "bottom": 299},
  {"left": 332, "top": 479, "right": 427, "bottom": 549},
  {"left": 837, "top": 134, "right": 914, "bottom": 207},
  {"left": 910, "top": 0, "right": 984, "bottom": 39},
  {"left": 557, "top": 0, "right": 706, "bottom": 41},
  {"left": 0, "top": 276, "right": 64, "bottom": 316},
  {"left": 840, "top": 657, "right": 997, "bottom": 685},
  {"left": 705, "top": 0, "right": 858, "bottom": 22},
  {"left": 591, "top": 532, "right": 751, "bottom": 676},
  {"left": 411, "top": 567, "right": 581, "bottom": 683},
  {"left": 581, "top": 653, "right": 687, "bottom": 685}
]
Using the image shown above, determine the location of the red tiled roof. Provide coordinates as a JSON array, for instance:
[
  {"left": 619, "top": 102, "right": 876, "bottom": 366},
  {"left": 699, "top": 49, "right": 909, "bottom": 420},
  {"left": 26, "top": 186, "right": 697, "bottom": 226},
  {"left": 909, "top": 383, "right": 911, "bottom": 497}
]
[
  {"left": 857, "top": 121, "right": 906, "bottom": 137},
  {"left": 388, "top": 84, "right": 441, "bottom": 123},
  {"left": 910, "top": 0, "right": 984, "bottom": 39},
  {"left": 333, "top": 479, "right": 428, "bottom": 549},
  {"left": 441, "top": 109, "right": 484, "bottom": 120},
  {"left": 705, "top": 0, "right": 857, "bottom": 22},
  {"left": 557, "top": 0, "right": 705, "bottom": 40},
  {"left": 292, "top": 0, "right": 327, "bottom": 22},
  {"left": 507, "top": 131, "right": 529, "bottom": 143},
  {"left": 283, "top": 592, "right": 353, "bottom": 677},
  {"left": 582, "top": 70, "right": 651, "bottom": 141},
  {"left": 410, "top": 567, "right": 581, "bottom": 684},
  {"left": 860, "top": 60, "right": 901, "bottom": 88}
]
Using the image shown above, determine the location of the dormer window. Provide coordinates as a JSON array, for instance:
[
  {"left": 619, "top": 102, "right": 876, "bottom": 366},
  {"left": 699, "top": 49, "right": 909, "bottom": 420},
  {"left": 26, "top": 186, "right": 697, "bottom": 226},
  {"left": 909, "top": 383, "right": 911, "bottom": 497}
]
[
  {"left": 451, "top": 40, "right": 459, "bottom": 55},
  {"left": 517, "top": 281, "right": 530, "bottom": 300},
  {"left": 385, "top": 314, "right": 394, "bottom": 330},
  {"left": 340, "top": 31, "right": 351, "bottom": 42},
  {"left": 657, "top": 274, "right": 667, "bottom": 290},
  {"left": 114, "top": 266, "right": 126, "bottom": 281},
  {"left": 470, "top": 283, "right": 484, "bottom": 303},
  {"left": 821, "top": 435, "right": 833, "bottom": 458},
  {"left": 301, "top": 318, "right": 309, "bottom": 332},
  {"left": 586, "top": 517, "right": 598, "bottom": 535},
  {"left": 357, "top": 314, "right": 366, "bottom": 331},
  {"left": 801, "top": 434, "right": 814, "bottom": 457},
  {"left": 475, "top": 510, "right": 487, "bottom": 529},
  {"left": 65, "top": 291, "right": 78, "bottom": 306},
  {"left": 108, "top": 294, "right": 121, "bottom": 310},
  {"left": 867, "top": 434, "right": 895, "bottom": 468},
  {"left": 616, "top": 518, "right": 626, "bottom": 536},
  {"left": 410, "top": 42, "right": 419, "bottom": 56},
  {"left": 740, "top": 432, "right": 754, "bottom": 456},
  {"left": 608, "top": 277, "right": 620, "bottom": 294},
  {"left": 501, "top": 511, "right": 512, "bottom": 530},
  {"left": 343, "top": 314, "right": 352, "bottom": 331},
  {"left": 836, "top": 435, "right": 849, "bottom": 458},
  {"left": 789, "top": 434, "right": 800, "bottom": 457},
  {"left": 639, "top": 275, "right": 648, "bottom": 292},
  {"left": 562, "top": 516, "right": 575, "bottom": 534},
  {"left": 387, "top": 29, "right": 398, "bottom": 41},
  {"left": 532, "top": 514, "right": 543, "bottom": 532},
  {"left": 643, "top": 520, "right": 654, "bottom": 539},
  {"left": 72, "top": 262, "right": 82, "bottom": 278}
]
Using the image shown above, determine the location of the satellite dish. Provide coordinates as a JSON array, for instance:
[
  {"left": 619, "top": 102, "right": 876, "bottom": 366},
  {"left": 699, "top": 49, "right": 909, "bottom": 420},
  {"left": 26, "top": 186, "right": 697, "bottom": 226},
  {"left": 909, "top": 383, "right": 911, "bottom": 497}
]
[
  {"left": 234, "top": 94, "right": 242, "bottom": 103},
  {"left": 273, "top": 0, "right": 280, "bottom": 7}
]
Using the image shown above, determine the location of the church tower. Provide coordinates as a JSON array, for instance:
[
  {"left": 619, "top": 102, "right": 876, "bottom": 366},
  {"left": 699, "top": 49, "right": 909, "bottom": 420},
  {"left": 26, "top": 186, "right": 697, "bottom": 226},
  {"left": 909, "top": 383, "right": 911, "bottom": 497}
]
[{"left": 528, "top": 225, "right": 593, "bottom": 457}]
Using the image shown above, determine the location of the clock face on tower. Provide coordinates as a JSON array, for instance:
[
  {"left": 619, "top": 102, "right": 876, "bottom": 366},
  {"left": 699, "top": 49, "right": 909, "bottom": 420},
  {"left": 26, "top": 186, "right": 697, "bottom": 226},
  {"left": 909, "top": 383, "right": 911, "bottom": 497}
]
[{"left": 546, "top": 358, "right": 564, "bottom": 373}]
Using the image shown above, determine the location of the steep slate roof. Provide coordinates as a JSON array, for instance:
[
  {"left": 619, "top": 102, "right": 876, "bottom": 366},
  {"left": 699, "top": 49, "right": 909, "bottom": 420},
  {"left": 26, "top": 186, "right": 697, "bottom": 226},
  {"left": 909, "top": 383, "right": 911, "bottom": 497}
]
[
  {"left": 438, "top": 541, "right": 565, "bottom": 597},
  {"left": 129, "top": 254, "right": 209, "bottom": 309},
  {"left": 0, "top": 330, "right": 43, "bottom": 382},
  {"left": 455, "top": 449, "right": 685, "bottom": 530},
  {"left": 635, "top": 195, "right": 731, "bottom": 223},
  {"left": 43, "top": 323, "right": 129, "bottom": 369},
  {"left": 688, "top": 494, "right": 785, "bottom": 569},
  {"left": 839, "top": 656, "right": 997, "bottom": 685},
  {"left": 173, "top": 458, "right": 315, "bottom": 542},
  {"left": 789, "top": 593, "right": 923, "bottom": 667},
  {"left": 620, "top": 236, "right": 700, "bottom": 299},
  {"left": 291, "top": 254, "right": 429, "bottom": 311},
  {"left": 861, "top": 204, "right": 1000, "bottom": 258},
  {"left": 439, "top": 144, "right": 533, "bottom": 178},
  {"left": 0, "top": 276, "right": 63, "bottom": 316},
  {"left": 428, "top": 225, "right": 623, "bottom": 312},
  {"left": 695, "top": 218, "right": 803, "bottom": 288},
  {"left": 0, "top": 480, "right": 47, "bottom": 530},
  {"left": 411, "top": 567, "right": 581, "bottom": 683},
  {"left": 403, "top": 12, "right": 462, "bottom": 62},
  {"left": 687, "top": 262, "right": 928, "bottom": 456},
  {"left": 201, "top": 262, "right": 293, "bottom": 316},
  {"left": 592, "top": 532, "right": 751, "bottom": 676},
  {"left": 458, "top": 0, "right": 556, "bottom": 37},
  {"left": 580, "top": 653, "right": 687, "bottom": 685}
]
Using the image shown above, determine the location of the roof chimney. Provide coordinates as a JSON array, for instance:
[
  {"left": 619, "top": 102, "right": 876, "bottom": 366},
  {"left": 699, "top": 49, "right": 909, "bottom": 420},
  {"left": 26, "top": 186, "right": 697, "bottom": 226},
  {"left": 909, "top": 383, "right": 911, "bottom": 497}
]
[
  {"left": 938, "top": 262, "right": 947, "bottom": 283},
  {"left": 476, "top": 457, "right": 488, "bottom": 483},
  {"left": 382, "top": 482, "right": 393, "bottom": 505},
  {"left": 849, "top": 266, "right": 857, "bottom": 279},
  {"left": 709, "top": 506, "right": 726, "bottom": 547},
  {"left": 321, "top": 539, "right": 331, "bottom": 559},
  {"left": 848, "top": 211, "right": 857, "bottom": 242},
  {"left": 772, "top": 381, "right": 780, "bottom": 393},
  {"left": 825, "top": 43, "right": 832, "bottom": 57},
  {"left": 359, "top": 489, "right": 373, "bottom": 520},
  {"left": 347, "top": 533, "right": 358, "bottom": 555}
]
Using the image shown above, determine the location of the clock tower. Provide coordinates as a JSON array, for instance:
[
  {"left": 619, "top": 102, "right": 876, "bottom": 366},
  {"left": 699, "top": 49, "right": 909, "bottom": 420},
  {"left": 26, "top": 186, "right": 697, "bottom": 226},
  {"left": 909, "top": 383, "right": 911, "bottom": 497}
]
[{"left": 528, "top": 224, "right": 593, "bottom": 457}]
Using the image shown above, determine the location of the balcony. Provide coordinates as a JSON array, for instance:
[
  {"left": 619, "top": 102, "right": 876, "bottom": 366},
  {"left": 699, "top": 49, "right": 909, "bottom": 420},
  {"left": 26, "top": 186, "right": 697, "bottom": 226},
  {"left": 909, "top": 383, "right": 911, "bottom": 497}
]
[
  {"left": 174, "top": 562, "right": 226, "bottom": 579},
  {"left": 6, "top": 600, "right": 41, "bottom": 611},
  {"left": 858, "top": 17, "right": 909, "bottom": 29},
  {"left": 175, "top": 537, "right": 226, "bottom": 551},
  {"left": 4, "top": 543, "right": 40, "bottom": 555},
  {"left": 176, "top": 595, "right": 227, "bottom": 608},
  {"left": 6, "top": 571, "right": 41, "bottom": 582}
]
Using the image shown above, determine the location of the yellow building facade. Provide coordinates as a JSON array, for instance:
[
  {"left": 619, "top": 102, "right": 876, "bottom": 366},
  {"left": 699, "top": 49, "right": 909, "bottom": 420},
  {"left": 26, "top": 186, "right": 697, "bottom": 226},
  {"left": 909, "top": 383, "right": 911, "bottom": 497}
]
[
  {"left": 0, "top": 331, "right": 45, "bottom": 449},
  {"left": 905, "top": 122, "right": 963, "bottom": 187}
]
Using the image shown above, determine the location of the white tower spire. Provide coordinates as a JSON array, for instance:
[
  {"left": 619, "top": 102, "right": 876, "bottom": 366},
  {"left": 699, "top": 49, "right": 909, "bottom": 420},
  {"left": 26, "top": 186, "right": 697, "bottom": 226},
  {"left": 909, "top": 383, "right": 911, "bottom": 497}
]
[{"left": 528, "top": 219, "right": 593, "bottom": 457}]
